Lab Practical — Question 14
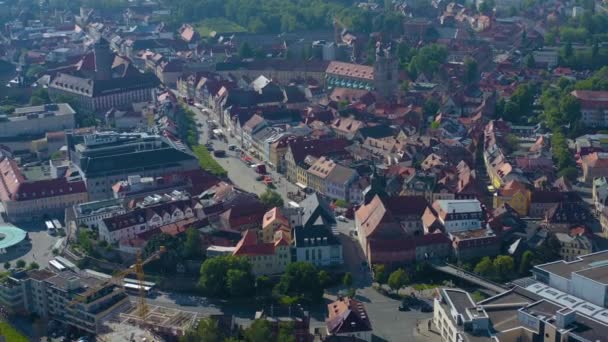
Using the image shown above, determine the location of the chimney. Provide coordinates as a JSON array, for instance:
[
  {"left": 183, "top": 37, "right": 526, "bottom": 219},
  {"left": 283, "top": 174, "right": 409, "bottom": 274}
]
[{"left": 93, "top": 39, "right": 112, "bottom": 81}]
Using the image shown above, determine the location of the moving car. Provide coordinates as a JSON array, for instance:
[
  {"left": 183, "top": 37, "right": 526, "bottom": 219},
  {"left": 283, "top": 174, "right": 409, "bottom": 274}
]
[
  {"left": 213, "top": 150, "right": 226, "bottom": 157},
  {"left": 336, "top": 215, "right": 347, "bottom": 222}
]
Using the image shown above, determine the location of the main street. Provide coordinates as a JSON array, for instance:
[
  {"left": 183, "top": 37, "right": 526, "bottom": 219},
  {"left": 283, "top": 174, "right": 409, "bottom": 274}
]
[{"left": 188, "top": 104, "right": 299, "bottom": 199}]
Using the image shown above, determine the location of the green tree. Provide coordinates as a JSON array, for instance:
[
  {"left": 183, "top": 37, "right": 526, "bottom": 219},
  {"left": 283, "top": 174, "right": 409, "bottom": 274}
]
[
  {"left": 519, "top": 250, "right": 534, "bottom": 275},
  {"left": 259, "top": 189, "right": 284, "bottom": 208},
  {"left": 275, "top": 262, "right": 323, "bottom": 303},
  {"left": 244, "top": 319, "right": 272, "bottom": 342},
  {"left": 474, "top": 256, "right": 494, "bottom": 277},
  {"left": 256, "top": 275, "right": 273, "bottom": 297},
  {"left": 277, "top": 321, "right": 295, "bottom": 342},
  {"left": 3, "top": 262, "right": 10, "bottom": 270},
  {"left": 564, "top": 41, "right": 573, "bottom": 58},
  {"left": 373, "top": 264, "right": 388, "bottom": 283},
  {"left": 239, "top": 42, "right": 254, "bottom": 59},
  {"left": 198, "top": 255, "right": 253, "bottom": 297},
  {"left": 479, "top": 0, "right": 495, "bottom": 14},
  {"left": 226, "top": 268, "right": 254, "bottom": 297},
  {"left": 318, "top": 270, "right": 331, "bottom": 288},
  {"left": 77, "top": 229, "right": 94, "bottom": 253},
  {"left": 180, "top": 317, "right": 221, "bottom": 342},
  {"left": 464, "top": 58, "right": 478, "bottom": 85},
  {"left": 524, "top": 54, "right": 536, "bottom": 68},
  {"left": 408, "top": 44, "right": 448, "bottom": 78},
  {"left": 558, "top": 166, "right": 578, "bottom": 180},
  {"left": 342, "top": 272, "right": 353, "bottom": 287},
  {"left": 493, "top": 255, "right": 515, "bottom": 281},
  {"left": 26, "top": 65, "right": 47, "bottom": 79},
  {"left": 16, "top": 259, "right": 25, "bottom": 268},
  {"left": 28, "top": 262, "right": 39, "bottom": 270},
  {"left": 387, "top": 268, "right": 409, "bottom": 291},
  {"left": 183, "top": 227, "right": 200, "bottom": 259},
  {"left": 423, "top": 98, "right": 440, "bottom": 117},
  {"left": 535, "top": 234, "right": 562, "bottom": 263}
]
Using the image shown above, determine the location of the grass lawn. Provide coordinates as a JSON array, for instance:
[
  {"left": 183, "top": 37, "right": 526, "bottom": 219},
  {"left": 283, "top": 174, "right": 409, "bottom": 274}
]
[
  {"left": 193, "top": 145, "right": 228, "bottom": 177},
  {"left": 0, "top": 321, "right": 28, "bottom": 342},
  {"left": 195, "top": 17, "right": 246, "bottom": 37}
]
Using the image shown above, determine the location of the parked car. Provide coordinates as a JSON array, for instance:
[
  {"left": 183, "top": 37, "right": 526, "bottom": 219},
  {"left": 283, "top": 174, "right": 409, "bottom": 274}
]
[
  {"left": 228, "top": 144, "right": 237, "bottom": 151},
  {"left": 398, "top": 303, "right": 410, "bottom": 311},
  {"left": 213, "top": 150, "right": 226, "bottom": 157},
  {"left": 336, "top": 215, "right": 347, "bottom": 222}
]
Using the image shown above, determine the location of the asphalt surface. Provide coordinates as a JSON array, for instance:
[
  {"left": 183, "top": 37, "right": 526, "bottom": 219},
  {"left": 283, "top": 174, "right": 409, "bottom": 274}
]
[
  {"left": 0, "top": 209, "right": 60, "bottom": 269},
  {"left": 190, "top": 106, "right": 299, "bottom": 199}
]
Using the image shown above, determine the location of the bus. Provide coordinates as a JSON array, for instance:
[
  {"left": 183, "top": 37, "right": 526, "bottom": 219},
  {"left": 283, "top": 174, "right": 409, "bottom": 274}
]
[
  {"left": 52, "top": 219, "right": 63, "bottom": 230},
  {"left": 55, "top": 256, "right": 77, "bottom": 271},
  {"left": 48, "top": 259, "right": 66, "bottom": 272},
  {"left": 123, "top": 282, "right": 155, "bottom": 296},
  {"left": 45, "top": 221, "right": 56, "bottom": 235}
]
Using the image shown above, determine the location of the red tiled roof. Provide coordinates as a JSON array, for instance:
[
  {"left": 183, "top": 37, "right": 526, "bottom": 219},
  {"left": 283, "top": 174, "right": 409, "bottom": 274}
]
[
  {"left": 288, "top": 137, "right": 351, "bottom": 164},
  {"left": 326, "top": 61, "right": 374, "bottom": 80},
  {"left": 233, "top": 229, "right": 276, "bottom": 256},
  {"left": 0, "top": 157, "right": 86, "bottom": 202}
]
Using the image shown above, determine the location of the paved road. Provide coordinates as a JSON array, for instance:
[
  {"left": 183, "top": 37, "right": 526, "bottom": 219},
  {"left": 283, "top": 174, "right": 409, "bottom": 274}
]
[
  {"left": 189, "top": 105, "right": 298, "bottom": 199},
  {"left": 0, "top": 220, "right": 60, "bottom": 269}
]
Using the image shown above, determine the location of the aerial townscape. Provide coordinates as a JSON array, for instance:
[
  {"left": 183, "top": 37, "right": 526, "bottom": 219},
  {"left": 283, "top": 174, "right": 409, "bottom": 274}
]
[{"left": 0, "top": 0, "right": 608, "bottom": 341}]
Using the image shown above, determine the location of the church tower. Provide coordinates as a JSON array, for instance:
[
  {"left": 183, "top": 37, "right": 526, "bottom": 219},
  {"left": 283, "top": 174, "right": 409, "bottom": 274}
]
[{"left": 373, "top": 43, "right": 399, "bottom": 100}]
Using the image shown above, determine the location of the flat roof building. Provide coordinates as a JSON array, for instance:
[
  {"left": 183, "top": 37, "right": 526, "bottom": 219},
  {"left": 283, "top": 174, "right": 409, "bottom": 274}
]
[
  {"left": 0, "top": 103, "right": 75, "bottom": 139},
  {"left": 67, "top": 131, "right": 200, "bottom": 200}
]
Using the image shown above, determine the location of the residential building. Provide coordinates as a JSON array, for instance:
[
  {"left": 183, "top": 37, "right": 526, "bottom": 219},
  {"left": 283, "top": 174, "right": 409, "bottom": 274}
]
[
  {"left": 261, "top": 207, "right": 291, "bottom": 243},
  {"left": 49, "top": 40, "right": 159, "bottom": 112},
  {"left": 0, "top": 103, "right": 75, "bottom": 139},
  {"left": 492, "top": 180, "right": 531, "bottom": 216},
  {"left": 581, "top": 152, "right": 608, "bottom": 182},
  {"left": 571, "top": 90, "right": 608, "bottom": 127},
  {"left": 98, "top": 195, "right": 196, "bottom": 243},
  {"left": 430, "top": 199, "right": 483, "bottom": 233},
  {"left": 73, "top": 198, "right": 125, "bottom": 229},
  {"left": 67, "top": 132, "right": 200, "bottom": 200},
  {"left": 0, "top": 269, "right": 130, "bottom": 334},
  {"left": 355, "top": 195, "right": 451, "bottom": 266},
  {"left": 330, "top": 117, "right": 365, "bottom": 140},
  {"left": 293, "top": 225, "right": 342, "bottom": 267},
  {"left": 555, "top": 232, "right": 596, "bottom": 261},
  {"left": 325, "top": 297, "right": 373, "bottom": 341},
  {"left": 593, "top": 177, "right": 608, "bottom": 213},
  {"left": 254, "top": 305, "right": 310, "bottom": 342},
  {"left": 299, "top": 193, "right": 337, "bottom": 228},
  {"left": 232, "top": 229, "right": 291, "bottom": 276},
  {"left": 284, "top": 138, "right": 350, "bottom": 185},
  {"left": 529, "top": 191, "right": 581, "bottom": 218},
  {"left": 423, "top": 199, "right": 499, "bottom": 261},
  {"left": 0, "top": 157, "right": 88, "bottom": 222}
]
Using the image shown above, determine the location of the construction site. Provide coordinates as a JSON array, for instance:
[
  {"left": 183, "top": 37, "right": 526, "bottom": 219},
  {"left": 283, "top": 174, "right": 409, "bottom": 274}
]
[
  {"left": 83, "top": 247, "right": 202, "bottom": 341},
  {"left": 98, "top": 301, "right": 201, "bottom": 341}
]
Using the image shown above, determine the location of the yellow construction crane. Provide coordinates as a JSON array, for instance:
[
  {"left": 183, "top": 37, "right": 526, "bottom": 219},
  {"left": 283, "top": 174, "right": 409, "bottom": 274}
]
[{"left": 68, "top": 246, "right": 166, "bottom": 324}]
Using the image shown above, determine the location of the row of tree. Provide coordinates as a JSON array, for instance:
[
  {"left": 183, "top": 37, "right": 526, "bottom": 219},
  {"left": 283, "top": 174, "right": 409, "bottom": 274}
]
[
  {"left": 197, "top": 256, "right": 328, "bottom": 303},
  {"left": 181, "top": 316, "right": 295, "bottom": 342}
]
